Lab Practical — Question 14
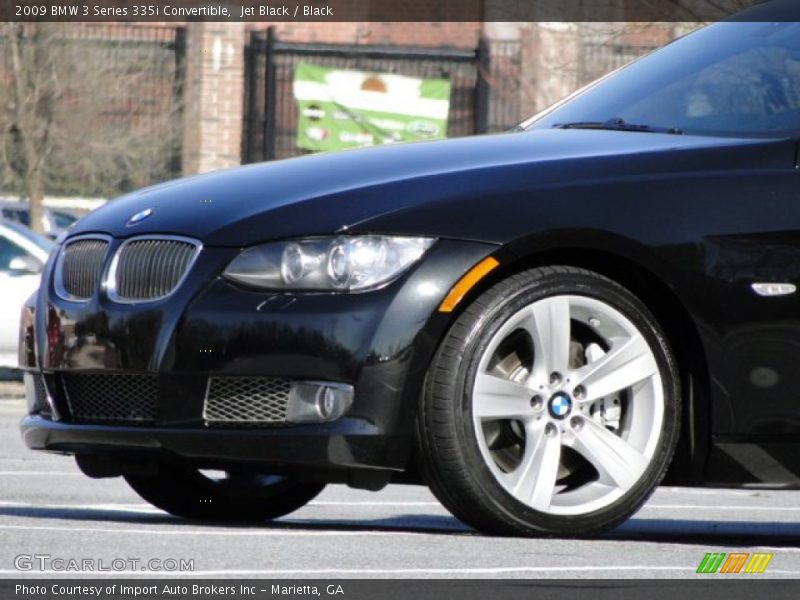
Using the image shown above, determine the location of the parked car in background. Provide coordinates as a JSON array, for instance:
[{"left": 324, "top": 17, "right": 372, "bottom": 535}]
[
  {"left": 0, "top": 201, "right": 79, "bottom": 240},
  {"left": 0, "top": 221, "right": 54, "bottom": 367}
]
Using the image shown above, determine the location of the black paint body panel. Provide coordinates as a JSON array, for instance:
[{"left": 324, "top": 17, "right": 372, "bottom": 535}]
[
  {"left": 22, "top": 119, "right": 800, "bottom": 485},
  {"left": 25, "top": 240, "right": 496, "bottom": 473}
]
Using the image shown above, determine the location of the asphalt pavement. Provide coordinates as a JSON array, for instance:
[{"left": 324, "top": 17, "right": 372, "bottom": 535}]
[{"left": 1, "top": 397, "right": 799, "bottom": 579}]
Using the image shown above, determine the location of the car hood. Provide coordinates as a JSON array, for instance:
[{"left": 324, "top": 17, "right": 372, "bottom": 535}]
[{"left": 70, "top": 129, "right": 794, "bottom": 246}]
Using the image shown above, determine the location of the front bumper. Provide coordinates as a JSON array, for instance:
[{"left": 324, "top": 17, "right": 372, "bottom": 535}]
[
  {"left": 21, "top": 414, "right": 394, "bottom": 475},
  {"left": 21, "top": 239, "right": 498, "bottom": 475}
]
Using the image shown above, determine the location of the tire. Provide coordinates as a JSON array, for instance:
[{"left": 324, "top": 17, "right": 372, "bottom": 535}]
[
  {"left": 125, "top": 465, "right": 325, "bottom": 522},
  {"left": 417, "top": 266, "right": 680, "bottom": 536}
]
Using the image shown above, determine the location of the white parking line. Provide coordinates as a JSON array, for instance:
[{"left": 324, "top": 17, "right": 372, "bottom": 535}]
[
  {"left": 1, "top": 499, "right": 797, "bottom": 512},
  {"left": 644, "top": 504, "right": 800, "bottom": 511},
  {"left": 0, "top": 455, "right": 66, "bottom": 459},
  {"left": 0, "top": 524, "right": 429, "bottom": 537},
  {"left": 0, "top": 461, "right": 68, "bottom": 466},
  {"left": 312, "top": 501, "right": 441, "bottom": 507},
  {"left": 313, "top": 502, "right": 800, "bottom": 511},
  {"left": 0, "top": 471, "right": 81, "bottom": 476},
  {"left": 0, "top": 500, "right": 160, "bottom": 513},
  {"left": 0, "top": 500, "right": 442, "bottom": 511},
  {"left": 656, "top": 487, "right": 760, "bottom": 497},
  {"left": 0, "top": 467, "right": 769, "bottom": 497}
]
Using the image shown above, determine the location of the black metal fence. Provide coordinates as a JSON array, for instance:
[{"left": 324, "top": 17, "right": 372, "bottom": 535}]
[
  {"left": 244, "top": 31, "right": 477, "bottom": 162},
  {"left": 242, "top": 30, "right": 670, "bottom": 166},
  {"left": 243, "top": 30, "right": 522, "bottom": 163}
]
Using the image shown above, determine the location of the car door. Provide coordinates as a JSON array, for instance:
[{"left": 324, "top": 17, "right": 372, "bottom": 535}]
[{"left": 0, "top": 233, "right": 45, "bottom": 366}]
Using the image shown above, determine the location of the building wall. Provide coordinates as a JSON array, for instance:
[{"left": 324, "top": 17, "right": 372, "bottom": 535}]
[
  {"left": 248, "top": 22, "right": 480, "bottom": 48},
  {"left": 181, "top": 22, "right": 246, "bottom": 175}
]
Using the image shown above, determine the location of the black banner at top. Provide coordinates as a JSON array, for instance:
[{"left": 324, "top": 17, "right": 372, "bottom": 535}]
[{"left": 1, "top": 0, "right": 798, "bottom": 23}]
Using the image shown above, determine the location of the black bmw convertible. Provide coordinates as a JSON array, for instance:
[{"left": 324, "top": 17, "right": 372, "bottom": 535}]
[{"left": 19, "top": 5, "right": 800, "bottom": 536}]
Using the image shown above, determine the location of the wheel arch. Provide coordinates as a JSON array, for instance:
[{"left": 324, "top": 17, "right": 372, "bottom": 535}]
[{"left": 430, "top": 243, "right": 710, "bottom": 485}]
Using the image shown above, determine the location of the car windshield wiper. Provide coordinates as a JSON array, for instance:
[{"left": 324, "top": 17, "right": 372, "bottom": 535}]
[{"left": 553, "top": 118, "right": 683, "bottom": 135}]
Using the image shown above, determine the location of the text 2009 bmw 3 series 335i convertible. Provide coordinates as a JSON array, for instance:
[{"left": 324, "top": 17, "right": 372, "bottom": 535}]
[{"left": 18, "top": 2, "right": 800, "bottom": 536}]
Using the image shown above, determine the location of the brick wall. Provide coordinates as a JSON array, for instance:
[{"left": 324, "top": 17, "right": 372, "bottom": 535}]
[
  {"left": 247, "top": 22, "right": 480, "bottom": 48},
  {"left": 181, "top": 21, "right": 246, "bottom": 175},
  {"left": 518, "top": 25, "right": 582, "bottom": 118}
]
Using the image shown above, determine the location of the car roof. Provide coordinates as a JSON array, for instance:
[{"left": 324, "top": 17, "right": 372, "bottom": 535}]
[
  {"left": 0, "top": 219, "right": 56, "bottom": 258},
  {"left": 0, "top": 200, "right": 77, "bottom": 217},
  {"left": 0, "top": 201, "right": 28, "bottom": 209}
]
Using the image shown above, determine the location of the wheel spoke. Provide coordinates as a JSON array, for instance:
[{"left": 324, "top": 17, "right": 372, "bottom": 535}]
[
  {"left": 573, "top": 334, "right": 657, "bottom": 402},
  {"left": 521, "top": 296, "right": 571, "bottom": 378},
  {"left": 507, "top": 424, "right": 562, "bottom": 511},
  {"left": 472, "top": 372, "right": 531, "bottom": 420},
  {"left": 571, "top": 418, "right": 648, "bottom": 489}
]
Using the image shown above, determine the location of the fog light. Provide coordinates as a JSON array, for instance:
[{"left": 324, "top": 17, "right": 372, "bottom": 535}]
[{"left": 286, "top": 381, "right": 354, "bottom": 423}]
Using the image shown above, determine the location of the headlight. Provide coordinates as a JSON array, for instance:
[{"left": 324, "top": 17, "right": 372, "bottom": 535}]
[{"left": 223, "top": 236, "right": 436, "bottom": 291}]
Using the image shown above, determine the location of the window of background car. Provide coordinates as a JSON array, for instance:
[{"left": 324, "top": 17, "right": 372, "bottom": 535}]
[
  {"left": 529, "top": 22, "right": 800, "bottom": 137},
  {"left": 2, "top": 208, "right": 30, "bottom": 227},
  {"left": 0, "top": 221, "right": 56, "bottom": 254},
  {"left": 52, "top": 212, "right": 77, "bottom": 229}
]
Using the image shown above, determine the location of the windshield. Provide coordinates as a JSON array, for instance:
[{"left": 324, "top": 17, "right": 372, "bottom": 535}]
[
  {"left": 53, "top": 211, "right": 78, "bottom": 229},
  {"left": 527, "top": 22, "right": 800, "bottom": 138}
]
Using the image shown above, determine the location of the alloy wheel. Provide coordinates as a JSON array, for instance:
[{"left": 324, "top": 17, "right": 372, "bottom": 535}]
[{"left": 471, "top": 294, "right": 664, "bottom": 515}]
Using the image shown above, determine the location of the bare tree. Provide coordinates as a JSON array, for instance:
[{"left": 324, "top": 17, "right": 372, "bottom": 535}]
[
  {"left": 0, "top": 24, "right": 183, "bottom": 225},
  {"left": 2, "top": 24, "right": 59, "bottom": 234}
]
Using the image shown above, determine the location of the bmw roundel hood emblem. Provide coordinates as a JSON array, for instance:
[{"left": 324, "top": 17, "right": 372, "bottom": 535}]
[{"left": 127, "top": 208, "right": 153, "bottom": 226}]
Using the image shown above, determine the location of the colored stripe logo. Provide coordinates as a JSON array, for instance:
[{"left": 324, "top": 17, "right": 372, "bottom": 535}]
[{"left": 696, "top": 552, "right": 773, "bottom": 574}]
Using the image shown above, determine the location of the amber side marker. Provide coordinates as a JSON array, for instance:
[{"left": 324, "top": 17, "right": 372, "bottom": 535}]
[{"left": 439, "top": 257, "right": 500, "bottom": 313}]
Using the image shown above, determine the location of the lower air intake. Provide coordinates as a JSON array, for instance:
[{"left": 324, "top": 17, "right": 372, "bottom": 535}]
[
  {"left": 203, "top": 377, "right": 290, "bottom": 426},
  {"left": 63, "top": 373, "right": 158, "bottom": 425}
]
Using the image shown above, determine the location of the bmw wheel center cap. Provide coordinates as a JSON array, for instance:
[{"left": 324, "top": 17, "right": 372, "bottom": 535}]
[{"left": 548, "top": 392, "right": 573, "bottom": 419}]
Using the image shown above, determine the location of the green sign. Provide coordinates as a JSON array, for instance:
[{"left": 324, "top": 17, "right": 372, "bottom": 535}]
[{"left": 293, "top": 62, "right": 452, "bottom": 152}]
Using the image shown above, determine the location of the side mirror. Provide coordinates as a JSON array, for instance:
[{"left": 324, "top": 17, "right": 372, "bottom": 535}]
[{"left": 8, "top": 255, "right": 41, "bottom": 275}]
